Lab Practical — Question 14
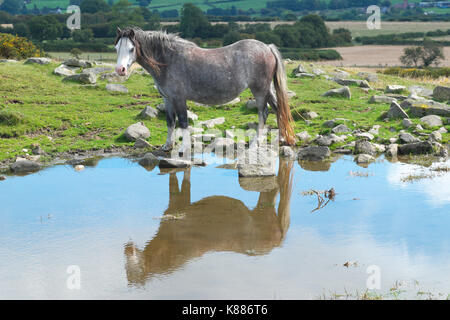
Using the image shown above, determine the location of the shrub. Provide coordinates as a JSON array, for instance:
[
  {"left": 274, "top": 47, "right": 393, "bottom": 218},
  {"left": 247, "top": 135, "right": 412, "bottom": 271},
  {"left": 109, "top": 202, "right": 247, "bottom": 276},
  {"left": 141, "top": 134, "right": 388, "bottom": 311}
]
[
  {"left": 383, "top": 67, "right": 450, "bottom": 79},
  {"left": 0, "top": 33, "right": 43, "bottom": 60},
  {"left": 0, "top": 110, "right": 25, "bottom": 126}
]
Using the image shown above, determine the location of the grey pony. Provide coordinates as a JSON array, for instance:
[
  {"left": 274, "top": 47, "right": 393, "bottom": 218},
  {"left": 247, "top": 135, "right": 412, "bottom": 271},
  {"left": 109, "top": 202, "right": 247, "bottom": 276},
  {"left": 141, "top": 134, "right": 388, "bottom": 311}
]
[{"left": 114, "top": 27, "right": 294, "bottom": 154}]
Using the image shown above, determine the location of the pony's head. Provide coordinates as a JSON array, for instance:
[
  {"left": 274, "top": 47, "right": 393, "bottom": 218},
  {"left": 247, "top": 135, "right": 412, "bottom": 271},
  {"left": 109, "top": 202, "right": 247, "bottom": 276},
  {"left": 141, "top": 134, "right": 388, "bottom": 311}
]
[{"left": 115, "top": 27, "right": 137, "bottom": 76}]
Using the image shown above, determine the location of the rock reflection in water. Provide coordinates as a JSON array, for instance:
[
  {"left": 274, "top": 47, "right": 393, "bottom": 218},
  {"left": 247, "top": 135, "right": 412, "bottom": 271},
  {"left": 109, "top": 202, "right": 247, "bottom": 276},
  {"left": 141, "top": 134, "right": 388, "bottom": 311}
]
[{"left": 124, "top": 160, "right": 294, "bottom": 285}]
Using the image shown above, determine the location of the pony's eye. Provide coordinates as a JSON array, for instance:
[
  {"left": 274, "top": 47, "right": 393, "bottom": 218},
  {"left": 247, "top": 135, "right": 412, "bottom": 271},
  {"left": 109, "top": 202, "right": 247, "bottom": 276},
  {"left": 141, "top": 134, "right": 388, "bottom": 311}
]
[{"left": 129, "top": 48, "right": 134, "bottom": 53}]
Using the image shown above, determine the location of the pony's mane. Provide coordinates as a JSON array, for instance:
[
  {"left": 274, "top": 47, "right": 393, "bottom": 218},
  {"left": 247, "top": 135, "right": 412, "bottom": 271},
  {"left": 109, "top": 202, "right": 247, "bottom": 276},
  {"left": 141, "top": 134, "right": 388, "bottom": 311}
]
[{"left": 115, "top": 27, "right": 197, "bottom": 74}]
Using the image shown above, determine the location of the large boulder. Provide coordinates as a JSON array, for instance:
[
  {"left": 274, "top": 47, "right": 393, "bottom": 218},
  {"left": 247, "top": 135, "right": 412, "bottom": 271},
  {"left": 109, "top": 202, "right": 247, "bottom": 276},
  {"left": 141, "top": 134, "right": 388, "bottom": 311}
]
[
  {"left": 385, "top": 85, "right": 406, "bottom": 94},
  {"left": 139, "top": 106, "right": 159, "bottom": 119},
  {"left": 10, "top": 160, "right": 41, "bottom": 173},
  {"left": 354, "top": 140, "right": 376, "bottom": 155},
  {"left": 369, "top": 95, "right": 397, "bottom": 104},
  {"left": 399, "top": 132, "right": 420, "bottom": 144},
  {"left": 322, "top": 86, "right": 351, "bottom": 99},
  {"left": 387, "top": 101, "right": 409, "bottom": 119},
  {"left": 409, "top": 101, "right": 450, "bottom": 117},
  {"left": 54, "top": 64, "right": 76, "bottom": 77},
  {"left": 297, "top": 146, "right": 331, "bottom": 161},
  {"left": 124, "top": 122, "right": 150, "bottom": 141},
  {"left": 398, "top": 141, "right": 433, "bottom": 155},
  {"left": 433, "top": 86, "right": 450, "bottom": 102},
  {"left": 200, "top": 117, "right": 225, "bottom": 129},
  {"left": 106, "top": 83, "right": 128, "bottom": 93},
  {"left": 82, "top": 66, "right": 113, "bottom": 75},
  {"left": 100, "top": 72, "right": 129, "bottom": 83},
  {"left": 237, "top": 147, "right": 277, "bottom": 177},
  {"left": 159, "top": 158, "right": 192, "bottom": 169},
  {"left": 333, "top": 78, "right": 370, "bottom": 88},
  {"left": 63, "top": 58, "right": 93, "bottom": 68},
  {"left": 25, "top": 57, "right": 51, "bottom": 65},
  {"left": 420, "top": 115, "right": 443, "bottom": 127},
  {"left": 63, "top": 73, "right": 97, "bottom": 84}
]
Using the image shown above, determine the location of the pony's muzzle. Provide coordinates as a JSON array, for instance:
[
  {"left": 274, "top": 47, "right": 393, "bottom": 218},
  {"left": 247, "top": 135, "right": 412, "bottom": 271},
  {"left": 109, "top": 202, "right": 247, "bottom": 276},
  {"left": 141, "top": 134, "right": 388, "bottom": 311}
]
[{"left": 116, "top": 66, "right": 127, "bottom": 76}]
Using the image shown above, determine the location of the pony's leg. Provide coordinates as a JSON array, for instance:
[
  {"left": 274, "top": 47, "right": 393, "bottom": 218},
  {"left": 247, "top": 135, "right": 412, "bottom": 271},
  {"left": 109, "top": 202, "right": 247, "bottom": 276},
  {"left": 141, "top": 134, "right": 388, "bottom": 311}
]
[
  {"left": 250, "top": 93, "right": 270, "bottom": 148},
  {"left": 173, "top": 100, "right": 191, "bottom": 157},
  {"left": 162, "top": 98, "right": 176, "bottom": 151}
]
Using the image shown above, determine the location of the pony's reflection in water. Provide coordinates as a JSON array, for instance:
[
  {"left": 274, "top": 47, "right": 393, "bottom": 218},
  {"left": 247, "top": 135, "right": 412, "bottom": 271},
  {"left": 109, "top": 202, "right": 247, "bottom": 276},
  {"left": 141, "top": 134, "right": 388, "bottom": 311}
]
[{"left": 125, "top": 160, "right": 294, "bottom": 285}]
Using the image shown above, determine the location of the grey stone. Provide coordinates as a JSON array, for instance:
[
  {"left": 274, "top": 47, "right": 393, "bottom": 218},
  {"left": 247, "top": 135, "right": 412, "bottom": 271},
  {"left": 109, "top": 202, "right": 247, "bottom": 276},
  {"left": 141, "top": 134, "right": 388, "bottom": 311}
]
[
  {"left": 387, "top": 101, "right": 409, "bottom": 119},
  {"left": 298, "top": 146, "right": 331, "bottom": 161},
  {"left": 386, "top": 144, "right": 398, "bottom": 158},
  {"left": 355, "top": 140, "right": 376, "bottom": 155},
  {"left": 134, "top": 138, "right": 151, "bottom": 148},
  {"left": 10, "top": 160, "right": 41, "bottom": 173},
  {"left": 100, "top": 72, "right": 129, "bottom": 83},
  {"left": 159, "top": 158, "right": 192, "bottom": 169},
  {"left": 237, "top": 148, "right": 277, "bottom": 177},
  {"left": 246, "top": 99, "right": 257, "bottom": 109},
  {"left": 322, "top": 86, "right": 351, "bottom": 99},
  {"left": 428, "top": 131, "right": 442, "bottom": 142},
  {"left": 385, "top": 85, "right": 406, "bottom": 94},
  {"left": 402, "top": 118, "right": 413, "bottom": 128},
  {"left": 54, "top": 64, "right": 76, "bottom": 76},
  {"left": 303, "top": 111, "right": 318, "bottom": 120},
  {"left": 139, "top": 153, "right": 159, "bottom": 167},
  {"left": 369, "top": 125, "right": 381, "bottom": 135},
  {"left": 409, "top": 85, "right": 433, "bottom": 97},
  {"left": 433, "top": 86, "right": 450, "bottom": 102},
  {"left": 399, "top": 132, "right": 420, "bottom": 144},
  {"left": 293, "top": 64, "right": 307, "bottom": 74},
  {"left": 295, "top": 73, "right": 315, "bottom": 78},
  {"left": 332, "top": 124, "right": 351, "bottom": 133},
  {"left": 63, "top": 73, "right": 97, "bottom": 84},
  {"left": 296, "top": 131, "right": 311, "bottom": 141},
  {"left": 409, "top": 101, "right": 450, "bottom": 117},
  {"left": 355, "top": 132, "right": 374, "bottom": 140},
  {"left": 25, "top": 57, "right": 51, "bottom": 65},
  {"left": 124, "top": 122, "right": 150, "bottom": 141},
  {"left": 200, "top": 117, "right": 225, "bottom": 129},
  {"left": 106, "top": 83, "right": 128, "bottom": 93},
  {"left": 398, "top": 141, "right": 433, "bottom": 155},
  {"left": 212, "top": 138, "right": 235, "bottom": 152},
  {"left": 187, "top": 110, "right": 198, "bottom": 121},
  {"left": 0, "top": 175, "right": 6, "bottom": 181},
  {"left": 420, "top": 115, "right": 443, "bottom": 127},
  {"left": 369, "top": 95, "right": 397, "bottom": 104},
  {"left": 312, "top": 68, "right": 325, "bottom": 75},
  {"left": 280, "top": 146, "right": 296, "bottom": 159},
  {"left": 63, "top": 58, "right": 93, "bottom": 68},
  {"left": 333, "top": 78, "right": 371, "bottom": 88},
  {"left": 82, "top": 66, "right": 113, "bottom": 75},
  {"left": 437, "top": 127, "right": 448, "bottom": 134},
  {"left": 139, "top": 106, "right": 159, "bottom": 119},
  {"left": 355, "top": 154, "right": 375, "bottom": 164}
]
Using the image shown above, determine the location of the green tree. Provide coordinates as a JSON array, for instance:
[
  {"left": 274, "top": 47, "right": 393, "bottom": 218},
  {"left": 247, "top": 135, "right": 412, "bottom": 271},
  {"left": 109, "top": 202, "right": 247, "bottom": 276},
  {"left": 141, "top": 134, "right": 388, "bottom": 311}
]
[
  {"left": 70, "top": 48, "right": 82, "bottom": 59},
  {"left": 179, "top": 3, "right": 210, "bottom": 38},
  {"left": 400, "top": 46, "right": 423, "bottom": 67},
  {"left": 0, "top": 0, "right": 23, "bottom": 15},
  {"left": 72, "top": 29, "right": 94, "bottom": 42},
  {"left": 28, "top": 15, "right": 64, "bottom": 41},
  {"left": 223, "top": 31, "right": 243, "bottom": 46},
  {"left": 80, "top": 0, "right": 110, "bottom": 14},
  {"left": 421, "top": 39, "right": 445, "bottom": 67}
]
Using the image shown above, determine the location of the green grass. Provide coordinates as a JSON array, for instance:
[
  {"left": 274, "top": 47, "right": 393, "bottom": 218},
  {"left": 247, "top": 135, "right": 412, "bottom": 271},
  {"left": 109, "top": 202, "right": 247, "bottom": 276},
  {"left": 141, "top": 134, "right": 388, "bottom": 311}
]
[{"left": 0, "top": 60, "right": 449, "bottom": 162}]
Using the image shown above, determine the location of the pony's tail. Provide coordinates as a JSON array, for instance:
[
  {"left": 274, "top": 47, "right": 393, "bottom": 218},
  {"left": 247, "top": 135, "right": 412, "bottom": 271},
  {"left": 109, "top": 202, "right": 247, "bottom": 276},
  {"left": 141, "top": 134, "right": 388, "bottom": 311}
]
[{"left": 269, "top": 44, "right": 295, "bottom": 146}]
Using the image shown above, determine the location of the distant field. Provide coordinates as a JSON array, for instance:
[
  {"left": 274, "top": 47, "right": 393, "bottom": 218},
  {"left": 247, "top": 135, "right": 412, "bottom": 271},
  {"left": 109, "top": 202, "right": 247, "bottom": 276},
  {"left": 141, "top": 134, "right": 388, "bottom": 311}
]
[
  {"left": 321, "top": 45, "right": 450, "bottom": 67},
  {"left": 48, "top": 52, "right": 116, "bottom": 62}
]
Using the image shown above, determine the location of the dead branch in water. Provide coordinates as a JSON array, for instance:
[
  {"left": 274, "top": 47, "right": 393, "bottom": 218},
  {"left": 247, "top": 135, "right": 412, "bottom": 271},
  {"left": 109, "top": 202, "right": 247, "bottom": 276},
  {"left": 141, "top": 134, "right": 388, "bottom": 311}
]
[{"left": 301, "top": 188, "right": 336, "bottom": 213}]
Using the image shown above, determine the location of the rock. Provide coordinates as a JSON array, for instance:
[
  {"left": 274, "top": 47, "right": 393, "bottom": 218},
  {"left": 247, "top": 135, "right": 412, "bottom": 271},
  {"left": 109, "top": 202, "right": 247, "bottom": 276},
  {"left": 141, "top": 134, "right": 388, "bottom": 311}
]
[
  {"left": 187, "top": 110, "right": 198, "bottom": 121},
  {"left": 389, "top": 137, "right": 398, "bottom": 144},
  {"left": 303, "top": 111, "right": 319, "bottom": 120},
  {"left": 237, "top": 147, "right": 277, "bottom": 177},
  {"left": 398, "top": 141, "right": 433, "bottom": 155},
  {"left": 332, "top": 69, "right": 350, "bottom": 78},
  {"left": 239, "top": 176, "right": 278, "bottom": 192},
  {"left": 369, "top": 125, "right": 381, "bottom": 135},
  {"left": 0, "top": 175, "right": 6, "bottom": 181},
  {"left": 429, "top": 131, "right": 442, "bottom": 142},
  {"left": 54, "top": 64, "right": 76, "bottom": 77},
  {"left": 387, "top": 101, "right": 409, "bottom": 119},
  {"left": 312, "top": 68, "right": 325, "bottom": 76},
  {"left": 189, "top": 126, "right": 204, "bottom": 134},
  {"left": 298, "top": 146, "right": 331, "bottom": 161},
  {"left": 433, "top": 86, "right": 450, "bottom": 102},
  {"left": 124, "top": 122, "right": 150, "bottom": 141},
  {"left": 31, "top": 144, "right": 44, "bottom": 155},
  {"left": 409, "top": 101, "right": 450, "bottom": 117},
  {"left": 74, "top": 165, "right": 85, "bottom": 171},
  {"left": 322, "top": 86, "right": 351, "bottom": 99},
  {"left": 295, "top": 73, "right": 315, "bottom": 78},
  {"left": 287, "top": 90, "right": 296, "bottom": 98},
  {"left": 63, "top": 58, "right": 93, "bottom": 68},
  {"left": 82, "top": 66, "right": 113, "bottom": 75},
  {"left": 369, "top": 95, "right": 397, "bottom": 104},
  {"left": 191, "top": 133, "right": 217, "bottom": 143},
  {"left": 212, "top": 137, "right": 235, "bottom": 152},
  {"left": 409, "top": 85, "right": 433, "bottom": 97},
  {"left": 373, "top": 143, "right": 386, "bottom": 153},
  {"left": 420, "top": 115, "right": 443, "bottom": 127},
  {"left": 0, "top": 59, "right": 17, "bottom": 63},
  {"left": 63, "top": 73, "right": 97, "bottom": 84},
  {"left": 386, "top": 144, "right": 398, "bottom": 158},
  {"left": 399, "top": 132, "right": 420, "bottom": 144},
  {"left": 293, "top": 64, "right": 307, "bottom": 74},
  {"left": 365, "top": 74, "right": 378, "bottom": 82},
  {"left": 246, "top": 99, "right": 257, "bottom": 110},
  {"left": 437, "top": 127, "right": 448, "bottom": 134},
  {"left": 315, "top": 134, "right": 346, "bottom": 146},
  {"left": 332, "top": 124, "right": 351, "bottom": 134},
  {"left": 139, "top": 106, "right": 159, "bottom": 119},
  {"left": 296, "top": 131, "right": 311, "bottom": 142},
  {"left": 134, "top": 138, "right": 151, "bottom": 148},
  {"left": 159, "top": 158, "right": 192, "bottom": 169},
  {"left": 200, "top": 117, "right": 225, "bottom": 129},
  {"left": 10, "top": 160, "right": 40, "bottom": 173},
  {"left": 333, "top": 78, "right": 370, "bottom": 88},
  {"left": 415, "top": 124, "right": 424, "bottom": 131},
  {"left": 156, "top": 103, "right": 166, "bottom": 112},
  {"left": 402, "top": 118, "right": 413, "bottom": 128},
  {"left": 355, "top": 132, "right": 374, "bottom": 140},
  {"left": 100, "top": 72, "right": 129, "bottom": 83},
  {"left": 25, "top": 57, "right": 51, "bottom": 65},
  {"left": 323, "top": 120, "right": 337, "bottom": 128},
  {"left": 385, "top": 85, "right": 406, "bottom": 94},
  {"left": 139, "top": 153, "right": 159, "bottom": 167},
  {"left": 355, "top": 140, "right": 376, "bottom": 155},
  {"left": 106, "top": 83, "right": 128, "bottom": 93},
  {"left": 280, "top": 146, "right": 296, "bottom": 159},
  {"left": 355, "top": 154, "right": 375, "bottom": 164},
  {"left": 333, "top": 148, "right": 353, "bottom": 155}
]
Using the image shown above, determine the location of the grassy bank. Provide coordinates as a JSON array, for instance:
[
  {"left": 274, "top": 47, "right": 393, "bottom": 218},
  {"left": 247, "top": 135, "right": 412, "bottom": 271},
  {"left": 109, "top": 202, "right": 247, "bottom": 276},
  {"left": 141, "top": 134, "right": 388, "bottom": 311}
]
[{"left": 0, "top": 61, "right": 449, "bottom": 163}]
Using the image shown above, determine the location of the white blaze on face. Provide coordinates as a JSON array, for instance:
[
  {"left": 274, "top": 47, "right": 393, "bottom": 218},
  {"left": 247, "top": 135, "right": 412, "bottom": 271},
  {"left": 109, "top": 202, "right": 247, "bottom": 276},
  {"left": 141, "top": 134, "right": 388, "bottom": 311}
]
[{"left": 115, "top": 37, "right": 136, "bottom": 76}]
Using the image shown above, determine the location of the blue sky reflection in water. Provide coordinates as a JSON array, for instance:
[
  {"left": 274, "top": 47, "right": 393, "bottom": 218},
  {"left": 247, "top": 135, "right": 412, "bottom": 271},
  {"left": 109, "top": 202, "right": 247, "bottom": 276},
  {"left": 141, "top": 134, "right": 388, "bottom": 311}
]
[{"left": 0, "top": 155, "right": 449, "bottom": 299}]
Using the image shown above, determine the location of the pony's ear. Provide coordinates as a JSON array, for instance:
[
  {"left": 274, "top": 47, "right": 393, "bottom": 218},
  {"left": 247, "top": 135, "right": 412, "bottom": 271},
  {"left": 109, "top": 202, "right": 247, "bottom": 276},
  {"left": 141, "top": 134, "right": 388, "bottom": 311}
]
[
  {"left": 116, "top": 27, "right": 122, "bottom": 35},
  {"left": 129, "top": 29, "right": 135, "bottom": 39}
]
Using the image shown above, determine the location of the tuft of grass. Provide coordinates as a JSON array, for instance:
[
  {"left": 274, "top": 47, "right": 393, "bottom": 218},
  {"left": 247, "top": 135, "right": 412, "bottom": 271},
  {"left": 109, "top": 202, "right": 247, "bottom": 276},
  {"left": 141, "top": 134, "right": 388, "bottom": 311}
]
[{"left": 0, "top": 110, "right": 25, "bottom": 126}]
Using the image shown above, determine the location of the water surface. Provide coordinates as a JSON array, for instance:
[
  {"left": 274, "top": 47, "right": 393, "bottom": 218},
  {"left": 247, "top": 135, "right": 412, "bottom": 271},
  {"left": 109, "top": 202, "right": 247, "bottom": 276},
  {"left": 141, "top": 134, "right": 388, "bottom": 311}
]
[{"left": 1, "top": 154, "right": 449, "bottom": 299}]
